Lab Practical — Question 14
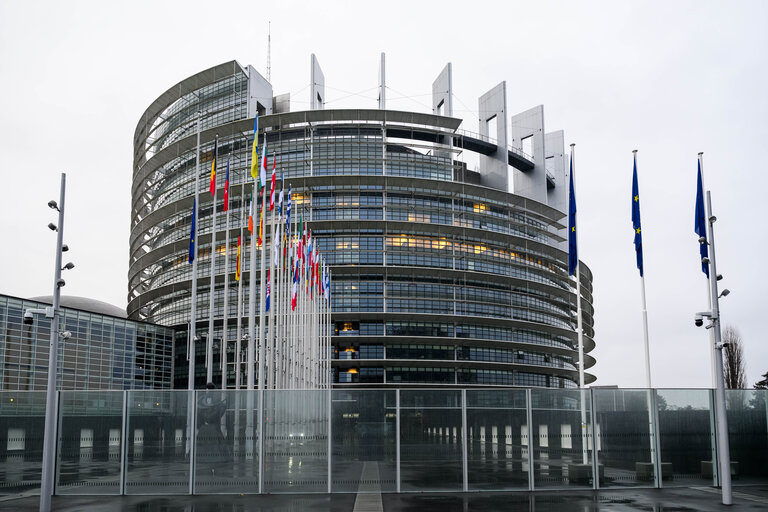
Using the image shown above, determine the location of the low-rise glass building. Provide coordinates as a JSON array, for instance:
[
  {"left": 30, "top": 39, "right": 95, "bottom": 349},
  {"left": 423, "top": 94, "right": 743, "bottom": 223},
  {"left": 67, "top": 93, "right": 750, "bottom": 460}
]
[{"left": 0, "top": 294, "right": 173, "bottom": 390}]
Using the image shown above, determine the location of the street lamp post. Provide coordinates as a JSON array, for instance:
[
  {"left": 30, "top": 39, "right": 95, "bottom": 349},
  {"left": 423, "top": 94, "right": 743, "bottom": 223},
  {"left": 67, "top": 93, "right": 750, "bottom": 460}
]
[{"left": 39, "top": 172, "right": 67, "bottom": 512}]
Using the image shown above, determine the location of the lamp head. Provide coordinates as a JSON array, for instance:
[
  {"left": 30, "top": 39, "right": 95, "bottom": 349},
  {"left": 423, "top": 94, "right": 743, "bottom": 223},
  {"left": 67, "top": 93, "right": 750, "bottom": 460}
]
[
  {"left": 48, "top": 200, "right": 59, "bottom": 211},
  {"left": 62, "top": 262, "right": 75, "bottom": 270},
  {"left": 48, "top": 223, "right": 57, "bottom": 231}
]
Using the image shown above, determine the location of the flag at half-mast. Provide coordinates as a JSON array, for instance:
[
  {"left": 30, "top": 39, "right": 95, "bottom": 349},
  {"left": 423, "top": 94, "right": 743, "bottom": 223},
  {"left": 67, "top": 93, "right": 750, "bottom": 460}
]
[
  {"left": 188, "top": 199, "right": 196, "bottom": 263},
  {"left": 223, "top": 157, "right": 230, "bottom": 211},
  {"left": 258, "top": 193, "right": 264, "bottom": 246},
  {"left": 631, "top": 156, "right": 643, "bottom": 276},
  {"left": 235, "top": 235, "right": 241, "bottom": 281},
  {"left": 694, "top": 160, "right": 709, "bottom": 278},
  {"left": 248, "top": 193, "right": 254, "bottom": 234},
  {"left": 265, "top": 269, "right": 271, "bottom": 312},
  {"left": 250, "top": 116, "right": 259, "bottom": 180},
  {"left": 209, "top": 137, "right": 218, "bottom": 196},
  {"left": 568, "top": 157, "right": 578, "bottom": 276},
  {"left": 259, "top": 143, "right": 268, "bottom": 195},
  {"left": 286, "top": 185, "right": 292, "bottom": 238},
  {"left": 269, "top": 155, "right": 276, "bottom": 211}
]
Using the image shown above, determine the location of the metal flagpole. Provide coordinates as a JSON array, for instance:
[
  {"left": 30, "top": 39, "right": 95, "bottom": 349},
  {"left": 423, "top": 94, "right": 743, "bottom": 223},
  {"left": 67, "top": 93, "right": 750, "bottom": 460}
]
[
  {"left": 634, "top": 151, "right": 652, "bottom": 389},
  {"left": 699, "top": 153, "right": 717, "bottom": 389},
  {"left": 207, "top": 134, "right": 219, "bottom": 384},
  {"left": 705, "top": 188, "right": 733, "bottom": 505},
  {"left": 189, "top": 111, "right": 201, "bottom": 392},
  {"left": 256, "top": 143, "right": 268, "bottom": 493},
  {"left": 571, "top": 144, "right": 588, "bottom": 466},
  {"left": 633, "top": 150, "right": 659, "bottom": 481},
  {"left": 236, "top": 180, "right": 245, "bottom": 390},
  {"left": 222, "top": 157, "right": 231, "bottom": 391}
]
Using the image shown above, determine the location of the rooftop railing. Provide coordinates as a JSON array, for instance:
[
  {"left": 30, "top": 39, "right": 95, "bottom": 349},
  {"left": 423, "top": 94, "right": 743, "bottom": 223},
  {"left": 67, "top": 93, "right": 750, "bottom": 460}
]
[{"left": 0, "top": 388, "right": 765, "bottom": 496}]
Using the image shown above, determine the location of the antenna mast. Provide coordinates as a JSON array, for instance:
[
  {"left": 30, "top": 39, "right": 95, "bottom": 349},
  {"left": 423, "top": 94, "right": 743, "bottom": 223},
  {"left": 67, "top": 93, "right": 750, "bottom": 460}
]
[{"left": 267, "top": 21, "right": 271, "bottom": 82}]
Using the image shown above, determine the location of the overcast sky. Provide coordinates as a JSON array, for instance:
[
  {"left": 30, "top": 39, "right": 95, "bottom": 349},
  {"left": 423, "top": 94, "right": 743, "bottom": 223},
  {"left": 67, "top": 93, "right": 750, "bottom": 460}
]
[{"left": 1, "top": 0, "right": 766, "bottom": 389}]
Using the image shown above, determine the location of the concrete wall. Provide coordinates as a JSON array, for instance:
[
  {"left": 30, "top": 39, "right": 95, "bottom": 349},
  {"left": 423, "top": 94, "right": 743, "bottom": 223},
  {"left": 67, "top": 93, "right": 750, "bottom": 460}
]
[
  {"left": 310, "top": 54, "right": 325, "bottom": 110},
  {"left": 478, "top": 82, "right": 508, "bottom": 192},
  {"left": 509, "top": 105, "right": 547, "bottom": 203},
  {"left": 247, "top": 66, "right": 273, "bottom": 117}
]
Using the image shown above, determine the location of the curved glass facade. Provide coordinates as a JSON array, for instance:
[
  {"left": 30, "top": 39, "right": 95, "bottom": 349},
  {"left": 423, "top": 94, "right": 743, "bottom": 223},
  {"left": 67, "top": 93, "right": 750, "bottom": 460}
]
[{"left": 130, "top": 60, "right": 596, "bottom": 389}]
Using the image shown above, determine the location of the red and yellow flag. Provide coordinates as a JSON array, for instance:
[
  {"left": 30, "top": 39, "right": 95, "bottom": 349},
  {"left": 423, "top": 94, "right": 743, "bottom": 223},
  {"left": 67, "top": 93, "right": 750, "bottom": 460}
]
[
  {"left": 235, "top": 236, "right": 242, "bottom": 281},
  {"left": 258, "top": 197, "right": 264, "bottom": 246},
  {"left": 209, "top": 137, "right": 218, "bottom": 196}
]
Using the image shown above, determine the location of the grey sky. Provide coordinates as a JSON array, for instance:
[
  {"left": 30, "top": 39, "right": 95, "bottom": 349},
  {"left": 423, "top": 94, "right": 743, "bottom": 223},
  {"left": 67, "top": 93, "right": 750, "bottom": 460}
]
[{"left": 1, "top": 0, "right": 766, "bottom": 389}]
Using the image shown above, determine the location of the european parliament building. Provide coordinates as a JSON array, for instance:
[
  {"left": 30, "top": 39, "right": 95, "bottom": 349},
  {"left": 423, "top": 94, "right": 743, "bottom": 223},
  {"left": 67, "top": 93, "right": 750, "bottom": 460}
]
[{"left": 129, "top": 57, "right": 595, "bottom": 390}]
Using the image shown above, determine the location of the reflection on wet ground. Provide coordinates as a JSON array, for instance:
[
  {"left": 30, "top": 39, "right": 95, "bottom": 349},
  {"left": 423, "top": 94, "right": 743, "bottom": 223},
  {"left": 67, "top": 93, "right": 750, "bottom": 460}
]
[{"left": 3, "top": 487, "right": 768, "bottom": 512}]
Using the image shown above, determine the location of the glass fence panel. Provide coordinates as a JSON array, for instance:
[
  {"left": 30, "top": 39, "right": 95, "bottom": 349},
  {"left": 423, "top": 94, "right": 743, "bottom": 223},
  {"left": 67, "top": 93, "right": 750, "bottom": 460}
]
[
  {"left": 726, "top": 389, "right": 768, "bottom": 486},
  {"left": 124, "top": 390, "right": 190, "bottom": 494},
  {"left": 656, "top": 389, "right": 715, "bottom": 487},
  {"left": 57, "top": 391, "right": 123, "bottom": 495},
  {"left": 399, "top": 389, "right": 463, "bottom": 491},
  {"left": 263, "top": 390, "right": 328, "bottom": 493},
  {"left": 530, "top": 389, "right": 594, "bottom": 489},
  {"left": 593, "top": 389, "right": 654, "bottom": 488},
  {"left": 331, "top": 389, "right": 396, "bottom": 493},
  {"left": 0, "top": 391, "right": 46, "bottom": 496},
  {"left": 194, "top": 390, "right": 259, "bottom": 494},
  {"left": 466, "top": 389, "right": 528, "bottom": 490}
]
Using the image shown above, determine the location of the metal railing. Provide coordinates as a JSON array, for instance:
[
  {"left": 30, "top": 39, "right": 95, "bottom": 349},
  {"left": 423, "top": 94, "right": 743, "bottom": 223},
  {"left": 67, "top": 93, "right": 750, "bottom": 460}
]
[{"left": 0, "top": 388, "right": 765, "bottom": 496}]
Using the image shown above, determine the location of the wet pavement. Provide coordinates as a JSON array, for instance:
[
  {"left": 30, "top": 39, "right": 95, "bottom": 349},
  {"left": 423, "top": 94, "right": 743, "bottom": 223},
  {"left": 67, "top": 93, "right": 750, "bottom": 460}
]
[{"left": 2, "top": 486, "right": 768, "bottom": 511}]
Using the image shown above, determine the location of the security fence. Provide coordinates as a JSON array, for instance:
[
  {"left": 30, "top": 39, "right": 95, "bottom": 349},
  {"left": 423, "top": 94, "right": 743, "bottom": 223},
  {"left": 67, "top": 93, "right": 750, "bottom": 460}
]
[{"left": 0, "top": 388, "right": 766, "bottom": 495}]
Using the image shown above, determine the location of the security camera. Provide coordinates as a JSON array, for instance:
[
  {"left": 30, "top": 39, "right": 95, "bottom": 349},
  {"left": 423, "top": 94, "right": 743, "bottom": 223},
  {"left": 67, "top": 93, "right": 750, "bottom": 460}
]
[
  {"left": 23, "top": 310, "right": 34, "bottom": 325},
  {"left": 715, "top": 342, "right": 730, "bottom": 350},
  {"left": 695, "top": 311, "right": 714, "bottom": 327},
  {"left": 701, "top": 257, "right": 710, "bottom": 264},
  {"left": 59, "top": 331, "right": 72, "bottom": 340},
  {"left": 56, "top": 278, "right": 66, "bottom": 288},
  {"left": 48, "top": 200, "right": 58, "bottom": 210},
  {"left": 61, "top": 244, "right": 69, "bottom": 252}
]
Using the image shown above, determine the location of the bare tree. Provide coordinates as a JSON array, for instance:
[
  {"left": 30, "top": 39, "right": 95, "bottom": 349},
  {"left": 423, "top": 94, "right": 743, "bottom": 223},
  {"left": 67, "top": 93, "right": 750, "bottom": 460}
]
[{"left": 722, "top": 325, "right": 747, "bottom": 389}]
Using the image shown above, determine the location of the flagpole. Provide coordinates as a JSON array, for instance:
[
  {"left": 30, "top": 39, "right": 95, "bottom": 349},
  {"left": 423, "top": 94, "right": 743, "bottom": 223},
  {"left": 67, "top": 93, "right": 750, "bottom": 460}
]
[
  {"left": 236, "top": 180, "right": 245, "bottom": 390},
  {"left": 705, "top": 188, "right": 733, "bottom": 505},
  {"left": 699, "top": 153, "right": 717, "bottom": 389},
  {"left": 633, "top": 151, "right": 652, "bottom": 388},
  {"left": 570, "top": 143, "right": 588, "bottom": 466},
  {"left": 186, "top": 111, "right": 201, "bottom": 475},
  {"left": 207, "top": 134, "right": 219, "bottom": 384},
  {"left": 222, "top": 158, "right": 231, "bottom": 391},
  {"left": 189, "top": 111, "right": 201, "bottom": 391}
]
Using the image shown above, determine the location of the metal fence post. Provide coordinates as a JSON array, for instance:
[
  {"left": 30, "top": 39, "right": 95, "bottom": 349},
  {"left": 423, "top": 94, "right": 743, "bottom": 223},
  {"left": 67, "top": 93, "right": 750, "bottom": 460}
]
[
  {"left": 461, "top": 389, "right": 468, "bottom": 491},
  {"left": 651, "top": 389, "right": 663, "bottom": 489},
  {"left": 119, "top": 390, "right": 128, "bottom": 495},
  {"left": 53, "top": 391, "right": 63, "bottom": 496},
  {"left": 708, "top": 389, "right": 719, "bottom": 487},
  {"left": 396, "top": 389, "right": 401, "bottom": 493},
  {"left": 525, "top": 388, "right": 534, "bottom": 491},
  {"left": 327, "top": 388, "right": 332, "bottom": 493},
  {"left": 590, "top": 388, "right": 599, "bottom": 489},
  {"left": 190, "top": 390, "right": 197, "bottom": 495}
]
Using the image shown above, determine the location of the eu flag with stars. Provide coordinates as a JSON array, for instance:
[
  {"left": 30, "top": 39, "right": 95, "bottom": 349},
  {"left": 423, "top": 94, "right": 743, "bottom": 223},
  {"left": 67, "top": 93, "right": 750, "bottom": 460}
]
[
  {"left": 694, "top": 161, "right": 709, "bottom": 278},
  {"left": 632, "top": 158, "right": 643, "bottom": 276},
  {"left": 188, "top": 199, "right": 196, "bottom": 263},
  {"left": 568, "top": 158, "right": 578, "bottom": 276}
]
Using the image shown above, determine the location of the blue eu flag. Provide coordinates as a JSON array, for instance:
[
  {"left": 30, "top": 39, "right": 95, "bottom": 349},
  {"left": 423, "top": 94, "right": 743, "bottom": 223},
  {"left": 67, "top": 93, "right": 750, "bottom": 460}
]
[
  {"left": 188, "top": 199, "right": 196, "bottom": 264},
  {"left": 568, "top": 158, "right": 578, "bottom": 276},
  {"left": 694, "top": 161, "right": 709, "bottom": 278},
  {"left": 632, "top": 157, "right": 643, "bottom": 276}
]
